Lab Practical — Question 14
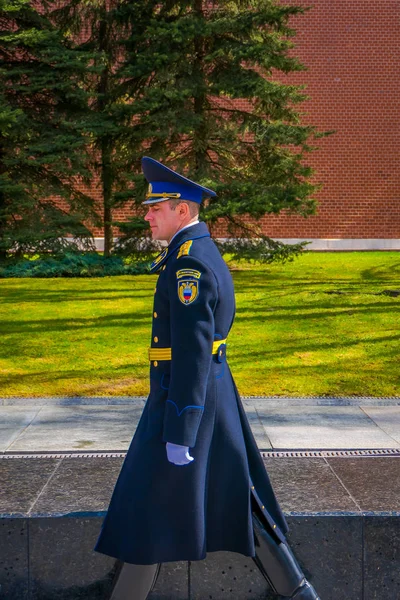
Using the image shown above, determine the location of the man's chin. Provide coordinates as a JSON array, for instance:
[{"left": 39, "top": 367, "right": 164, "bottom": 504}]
[{"left": 151, "top": 230, "right": 167, "bottom": 242}]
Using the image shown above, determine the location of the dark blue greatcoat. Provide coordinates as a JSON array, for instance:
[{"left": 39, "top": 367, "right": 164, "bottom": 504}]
[{"left": 94, "top": 221, "right": 288, "bottom": 565}]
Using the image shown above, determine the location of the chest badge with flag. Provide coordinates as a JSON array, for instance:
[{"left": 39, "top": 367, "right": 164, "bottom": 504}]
[{"left": 176, "top": 268, "right": 201, "bottom": 305}]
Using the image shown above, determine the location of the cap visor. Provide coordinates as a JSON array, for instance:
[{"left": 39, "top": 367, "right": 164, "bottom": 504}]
[{"left": 142, "top": 197, "right": 172, "bottom": 205}]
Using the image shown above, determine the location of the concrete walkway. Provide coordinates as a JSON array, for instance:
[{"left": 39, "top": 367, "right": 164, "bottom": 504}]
[{"left": 1, "top": 396, "right": 400, "bottom": 452}]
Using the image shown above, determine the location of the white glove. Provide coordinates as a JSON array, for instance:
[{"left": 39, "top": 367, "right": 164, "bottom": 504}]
[{"left": 166, "top": 442, "right": 194, "bottom": 466}]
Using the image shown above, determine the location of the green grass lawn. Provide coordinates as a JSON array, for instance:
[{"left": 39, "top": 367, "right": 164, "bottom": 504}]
[{"left": 1, "top": 251, "right": 399, "bottom": 397}]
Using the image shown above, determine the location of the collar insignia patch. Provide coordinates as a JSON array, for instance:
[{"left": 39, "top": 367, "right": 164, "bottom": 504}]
[
  {"left": 177, "top": 240, "right": 193, "bottom": 258},
  {"left": 150, "top": 248, "right": 168, "bottom": 272}
]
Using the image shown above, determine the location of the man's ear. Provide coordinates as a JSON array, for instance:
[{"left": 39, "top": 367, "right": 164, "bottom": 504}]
[{"left": 178, "top": 202, "right": 190, "bottom": 219}]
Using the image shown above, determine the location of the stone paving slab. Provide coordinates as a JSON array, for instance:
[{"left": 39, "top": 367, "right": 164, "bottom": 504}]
[
  {"left": 5, "top": 405, "right": 144, "bottom": 452},
  {"left": 2, "top": 455, "right": 399, "bottom": 517},
  {"left": 360, "top": 406, "right": 400, "bottom": 445},
  {"left": 2, "top": 403, "right": 272, "bottom": 452},
  {"left": 255, "top": 405, "right": 399, "bottom": 449},
  {"left": 326, "top": 457, "right": 400, "bottom": 513},
  {"left": 1, "top": 399, "right": 400, "bottom": 452},
  {"left": 262, "top": 457, "right": 361, "bottom": 514},
  {"left": 243, "top": 409, "right": 272, "bottom": 449},
  {"left": 1, "top": 396, "right": 147, "bottom": 406},
  {"left": 0, "top": 407, "right": 42, "bottom": 452}
]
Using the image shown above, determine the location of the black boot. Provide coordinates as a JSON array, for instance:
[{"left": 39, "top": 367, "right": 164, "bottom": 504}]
[
  {"left": 149, "top": 562, "right": 161, "bottom": 595},
  {"left": 291, "top": 580, "right": 320, "bottom": 599},
  {"left": 108, "top": 560, "right": 161, "bottom": 599},
  {"left": 252, "top": 513, "right": 320, "bottom": 599}
]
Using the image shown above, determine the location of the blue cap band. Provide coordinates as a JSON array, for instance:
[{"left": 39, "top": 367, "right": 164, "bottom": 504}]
[{"left": 142, "top": 157, "right": 216, "bottom": 205}]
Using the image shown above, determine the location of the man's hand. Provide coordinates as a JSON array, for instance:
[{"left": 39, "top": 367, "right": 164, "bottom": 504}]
[{"left": 166, "top": 442, "right": 194, "bottom": 466}]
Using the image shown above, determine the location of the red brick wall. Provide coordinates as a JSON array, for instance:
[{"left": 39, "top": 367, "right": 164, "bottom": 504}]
[
  {"left": 255, "top": 0, "right": 400, "bottom": 239},
  {"left": 67, "top": 1, "right": 400, "bottom": 240}
]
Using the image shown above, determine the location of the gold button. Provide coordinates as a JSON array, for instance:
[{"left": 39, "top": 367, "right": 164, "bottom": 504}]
[
  {"left": 154, "top": 312, "right": 157, "bottom": 318},
  {"left": 153, "top": 361, "right": 158, "bottom": 367},
  {"left": 273, "top": 525, "right": 277, "bottom": 529},
  {"left": 261, "top": 505, "right": 265, "bottom": 509},
  {"left": 162, "top": 265, "right": 166, "bottom": 271},
  {"left": 251, "top": 486, "right": 255, "bottom": 490},
  {"left": 154, "top": 336, "right": 158, "bottom": 343}
]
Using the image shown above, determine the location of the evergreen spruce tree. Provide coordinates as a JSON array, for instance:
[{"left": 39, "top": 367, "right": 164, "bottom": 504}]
[
  {"left": 0, "top": 0, "right": 98, "bottom": 260},
  {"left": 7, "top": 0, "right": 328, "bottom": 263},
  {"left": 51, "top": 0, "right": 160, "bottom": 257},
  {"left": 115, "top": 0, "right": 331, "bottom": 261},
  {"left": 51, "top": 0, "right": 329, "bottom": 261}
]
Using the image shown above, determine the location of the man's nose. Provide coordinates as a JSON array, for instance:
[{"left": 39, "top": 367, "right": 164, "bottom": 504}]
[{"left": 144, "top": 211, "right": 151, "bottom": 222}]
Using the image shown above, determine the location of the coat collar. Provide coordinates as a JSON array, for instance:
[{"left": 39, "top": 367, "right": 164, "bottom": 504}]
[{"left": 149, "top": 221, "right": 210, "bottom": 273}]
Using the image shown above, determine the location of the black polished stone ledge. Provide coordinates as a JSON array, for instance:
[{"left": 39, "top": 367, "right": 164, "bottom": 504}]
[{"left": 1, "top": 456, "right": 399, "bottom": 599}]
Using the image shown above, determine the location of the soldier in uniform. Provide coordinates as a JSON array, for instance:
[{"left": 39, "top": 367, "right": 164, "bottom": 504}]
[{"left": 94, "top": 157, "right": 320, "bottom": 600}]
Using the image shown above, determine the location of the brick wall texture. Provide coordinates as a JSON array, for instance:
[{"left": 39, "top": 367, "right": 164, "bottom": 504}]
[
  {"left": 259, "top": 0, "right": 399, "bottom": 240},
  {"left": 66, "top": 1, "right": 400, "bottom": 240}
]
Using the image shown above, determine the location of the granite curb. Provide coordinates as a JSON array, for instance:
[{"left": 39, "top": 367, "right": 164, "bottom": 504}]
[{"left": 1, "top": 455, "right": 400, "bottom": 599}]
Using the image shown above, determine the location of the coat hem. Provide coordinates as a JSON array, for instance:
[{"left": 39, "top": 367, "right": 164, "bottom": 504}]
[{"left": 93, "top": 544, "right": 256, "bottom": 565}]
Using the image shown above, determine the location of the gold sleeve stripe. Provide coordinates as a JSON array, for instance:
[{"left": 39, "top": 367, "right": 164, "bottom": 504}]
[{"left": 148, "top": 339, "right": 227, "bottom": 361}]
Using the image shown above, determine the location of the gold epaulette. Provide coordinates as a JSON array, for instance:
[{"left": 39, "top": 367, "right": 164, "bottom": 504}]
[{"left": 177, "top": 240, "right": 193, "bottom": 258}]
